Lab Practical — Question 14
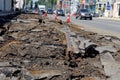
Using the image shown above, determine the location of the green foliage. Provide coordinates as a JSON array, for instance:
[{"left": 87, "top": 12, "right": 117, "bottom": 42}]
[
  {"left": 35, "top": 1, "right": 38, "bottom": 9},
  {"left": 26, "top": 0, "right": 30, "bottom": 5},
  {"left": 38, "top": 0, "right": 46, "bottom": 5},
  {"left": 37, "top": 0, "right": 57, "bottom": 8}
]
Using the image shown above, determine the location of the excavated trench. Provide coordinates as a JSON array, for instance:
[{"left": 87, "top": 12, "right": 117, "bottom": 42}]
[{"left": 0, "top": 13, "right": 120, "bottom": 80}]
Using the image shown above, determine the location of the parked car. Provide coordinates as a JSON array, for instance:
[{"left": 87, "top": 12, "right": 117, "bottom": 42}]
[
  {"left": 47, "top": 8, "right": 53, "bottom": 14},
  {"left": 76, "top": 9, "right": 92, "bottom": 20},
  {"left": 56, "top": 9, "right": 65, "bottom": 16}
]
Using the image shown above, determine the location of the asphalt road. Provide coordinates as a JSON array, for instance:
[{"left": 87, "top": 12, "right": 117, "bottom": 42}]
[{"left": 51, "top": 15, "right": 120, "bottom": 38}]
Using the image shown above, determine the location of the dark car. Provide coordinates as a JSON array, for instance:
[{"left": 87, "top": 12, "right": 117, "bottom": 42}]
[
  {"left": 47, "top": 8, "right": 53, "bottom": 14},
  {"left": 56, "top": 9, "right": 65, "bottom": 16},
  {"left": 76, "top": 9, "right": 92, "bottom": 20}
]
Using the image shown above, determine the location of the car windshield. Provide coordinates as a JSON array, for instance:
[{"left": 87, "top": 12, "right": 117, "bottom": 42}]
[
  {"left": 58, "top": 10, "right": 63, "bottom": 12},
  {"left": 47, "top": 9, "right": 52, "bottom": 11},
  {"left": 80, "top": 9, "right": 88, "bottom": 12}
]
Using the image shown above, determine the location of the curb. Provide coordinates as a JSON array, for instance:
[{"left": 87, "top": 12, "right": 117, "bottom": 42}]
[{"left": 98, "top": 17, "right": 120, "bottom": 20}]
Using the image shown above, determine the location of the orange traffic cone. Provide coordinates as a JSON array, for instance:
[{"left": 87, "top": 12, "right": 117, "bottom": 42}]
[
  {"left": 54, "top": 14, "right": 58, "bottom": 21},
  {"left": 44, "top": 13, "right": 48, "bottom": 17},
  {"left": 72, "top": 12, "right": 76, "bottom": 16},
  {"left": 66, "top": 13, "right": 71, "bottom": 23}
]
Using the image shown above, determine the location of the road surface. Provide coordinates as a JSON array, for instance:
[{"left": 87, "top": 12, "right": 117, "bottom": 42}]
[{"left": 50, "top": 15, "right": 120, "bottom": 38}]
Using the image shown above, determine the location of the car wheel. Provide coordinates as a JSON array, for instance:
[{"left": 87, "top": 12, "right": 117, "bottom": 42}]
[
  {"left": 76, "top": 16, "right": 78, "bottom": 19},
  {"left": 79, "top": 16, "right": 82, "bottom": 20},
  {"left": 90, "top": 17, "right": 92, "bottom": 20}
]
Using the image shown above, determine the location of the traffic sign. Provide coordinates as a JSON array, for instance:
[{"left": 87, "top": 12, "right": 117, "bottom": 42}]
[
  {"left": 107, "top": 5, "right": 110, "bottom": 10},
  {"left": 106, "top": 2, "right": 110, "bottom": 10}
]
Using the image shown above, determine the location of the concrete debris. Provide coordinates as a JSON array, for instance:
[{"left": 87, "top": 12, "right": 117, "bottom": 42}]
[
  {"left": 0, "top": 74, "right": 6, "bottom": 80},
  {"left": 27, "top": 70, "right": 62, "bottom": 79},
  {"left": 0, "top": 62, "right": 10, "bottom": 67},
  {"left": 104, "top": 36, "right": 112, "bottom": 41},
  {"left": 11, "top": 20, "right": 17, "bottom": 23},
  {"left": 31, "top": 29, "right": 43, "bottom": 32},
  {"left": 100, "top": 52, "right": 120, "bottom": 80},
  {"left": 0, "top": 37, "right": 4, "bottom": 41},
  {"left": 79, "top": 40, "right": 96, "bottom": 50},
  {"left": 70, "top": 32, "right": 76, "bottom": 37},
  {"left": 112, "top": 39, "right": 120, "bottom": 45},
  {"left": 17, "top": 19, "right": 31, "bottom": 23},
  {"left": 0, "top": 13, "right": 119, "bottom": 80},
  {"left": 95, "top": 46, "right": 117, "bottom": 53}
]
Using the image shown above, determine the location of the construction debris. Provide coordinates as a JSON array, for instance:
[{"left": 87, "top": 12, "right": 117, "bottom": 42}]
[{"left": 0, "top": 13, "right": 120, "bottom": 80}]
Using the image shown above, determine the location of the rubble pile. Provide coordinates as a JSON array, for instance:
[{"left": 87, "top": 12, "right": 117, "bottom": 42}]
[{"left": 0, "top": 13, "right": 120, "bottom": 80}]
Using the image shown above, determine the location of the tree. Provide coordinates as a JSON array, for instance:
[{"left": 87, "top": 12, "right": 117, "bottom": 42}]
[
  {"left": 38, "top": 0, "right": 46, "bottom": 5},
  {"left": 23, "top": 0, "right": 31, "bottom": 9},
  {"left": 26, "top": 0, "right": 31, "bottom": 5},
  {"left": 37, "top": 0, "right": 57, "bottom": 8},
  {"left": 34, "top": 1, "right": 38, "bottom": 9},
  {"left": 30, "top": 0, "right": 33, "bottom": 9}
]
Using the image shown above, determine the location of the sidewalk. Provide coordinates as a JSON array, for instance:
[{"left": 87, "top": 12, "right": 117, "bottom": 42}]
[
  {"left": 99, "top": 16, "right": 120, "bottom": 20},
  {"left": 0, "top": 12, "right": 16, "bottom": 17}
]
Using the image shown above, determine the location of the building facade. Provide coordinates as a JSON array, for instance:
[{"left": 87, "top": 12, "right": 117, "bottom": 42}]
[
  {"left": 56, "top": 0, "right": 120, "bottom": 17},
  {"left": 79, "top": 0, "right": 96, "bottom": 12},
  {"left": 96, "top": 0, "right": 120, "bottom": 18},
  {"left": 0, "top": 0, "right": 13, "bottom": 12},
  {"left": 71, "top": 0, "right": 79, "bottom": 14},
  {"left": 56, "top": 0, "right": 71, "bottom": 14},
  {"left": 113, "top": 0, "right": 120, "bottom": 17}
]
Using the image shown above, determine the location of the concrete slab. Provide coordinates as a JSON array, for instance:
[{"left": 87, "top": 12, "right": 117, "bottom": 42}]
[
  {"left": 100, "top": 52, "right": 120, "bottom": 80},
  {"left": 95, "top": 46, "right": 117, "bottom": 53}
]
